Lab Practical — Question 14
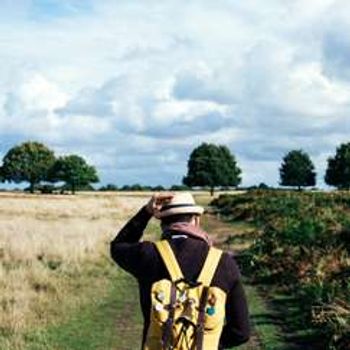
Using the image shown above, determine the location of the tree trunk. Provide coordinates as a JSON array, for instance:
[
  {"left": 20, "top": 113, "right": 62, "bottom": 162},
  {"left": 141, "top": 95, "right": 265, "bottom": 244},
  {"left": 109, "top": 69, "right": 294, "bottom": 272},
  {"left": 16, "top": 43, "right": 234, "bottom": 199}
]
[
  {"left": 30, "top": 181, "right": 35, "bottom": 194},
  {"left": 72, "top": 182, "right": 76, "bottom": 195},
  {"left": 210, "top": 187, "right": 214, "bottom": 196}
]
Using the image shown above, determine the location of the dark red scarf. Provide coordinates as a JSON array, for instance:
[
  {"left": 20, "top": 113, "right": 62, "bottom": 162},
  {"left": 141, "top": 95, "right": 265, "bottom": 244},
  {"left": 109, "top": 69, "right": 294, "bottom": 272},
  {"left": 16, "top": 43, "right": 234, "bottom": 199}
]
[{"left": 162, "top": 222, "right": 213, "bottom": 246}]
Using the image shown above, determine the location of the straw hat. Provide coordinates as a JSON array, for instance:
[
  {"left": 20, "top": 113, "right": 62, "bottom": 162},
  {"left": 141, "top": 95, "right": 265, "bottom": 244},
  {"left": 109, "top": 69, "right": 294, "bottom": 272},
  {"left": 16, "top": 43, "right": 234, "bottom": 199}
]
[{"left": 156, "top": 192, "right": 204, "bottom": 219}]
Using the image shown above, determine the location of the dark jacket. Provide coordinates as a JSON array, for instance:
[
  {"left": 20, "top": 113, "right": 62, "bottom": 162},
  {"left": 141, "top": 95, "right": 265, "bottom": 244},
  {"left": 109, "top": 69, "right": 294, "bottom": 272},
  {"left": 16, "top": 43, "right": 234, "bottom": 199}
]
[{"left": 110, "top": 206, "right": 250, "bottom": 349}]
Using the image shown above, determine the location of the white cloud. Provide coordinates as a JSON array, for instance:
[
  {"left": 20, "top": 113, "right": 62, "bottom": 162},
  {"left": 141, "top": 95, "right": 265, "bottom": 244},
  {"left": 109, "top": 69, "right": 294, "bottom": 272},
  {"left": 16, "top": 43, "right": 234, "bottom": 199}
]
[
  {"left": 1, "top": 0, "right": 350, "bottom": 187},
  {"left": 4, "top": 73, "right": 67, "bottom": 116}
]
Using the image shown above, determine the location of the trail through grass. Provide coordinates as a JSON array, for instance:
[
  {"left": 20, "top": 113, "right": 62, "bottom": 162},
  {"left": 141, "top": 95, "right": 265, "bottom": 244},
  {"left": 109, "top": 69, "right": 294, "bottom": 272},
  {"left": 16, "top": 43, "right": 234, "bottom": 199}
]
[
  {"left": 24, "top": 268, "right": 143, "bottom": 350},
  {"left": 202, "top": 212, "right": 285, "bottom": 350},
  {"left": 21, "top": 199, "right": 286, "bottom": 350}
]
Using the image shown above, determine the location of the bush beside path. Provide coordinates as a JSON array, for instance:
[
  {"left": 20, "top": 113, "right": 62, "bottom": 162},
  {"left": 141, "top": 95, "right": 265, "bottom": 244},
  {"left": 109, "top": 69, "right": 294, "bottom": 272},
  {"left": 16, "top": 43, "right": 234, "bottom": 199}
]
[
  {"left": 212, "top": 190, "right": 350, "bottom": 350},
  {"left": 202, "top": 211, "right": 283, "bottom": 350}
]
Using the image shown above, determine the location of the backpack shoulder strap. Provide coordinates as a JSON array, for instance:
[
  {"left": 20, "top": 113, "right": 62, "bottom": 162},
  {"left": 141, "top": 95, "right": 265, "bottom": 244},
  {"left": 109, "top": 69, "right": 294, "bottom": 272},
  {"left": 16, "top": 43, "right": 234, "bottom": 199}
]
[
  {"left": 155, "top": 240, "right": 184, "bottom": 282},
  {"left": 197, "top": 247, "right": 223, "bottom": 286}
]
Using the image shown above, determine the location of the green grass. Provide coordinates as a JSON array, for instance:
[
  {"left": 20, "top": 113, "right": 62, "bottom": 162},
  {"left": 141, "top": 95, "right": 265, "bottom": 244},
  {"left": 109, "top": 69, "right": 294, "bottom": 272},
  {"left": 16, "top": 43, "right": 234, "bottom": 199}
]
[
  {"left": 200, "top": 212, "right": 286, "bottom": 350},
  {"left": 239, "top": 284, "right": 284, "bottom": 350},
  {"left": 24, "top": 269, "right": 143, "bottom": 350},
  {"left": 16, "top": 215, "right": 162, "bottom": 350},
  {"left": 11, "top": 204, "right": 286, "bottom": 350}
]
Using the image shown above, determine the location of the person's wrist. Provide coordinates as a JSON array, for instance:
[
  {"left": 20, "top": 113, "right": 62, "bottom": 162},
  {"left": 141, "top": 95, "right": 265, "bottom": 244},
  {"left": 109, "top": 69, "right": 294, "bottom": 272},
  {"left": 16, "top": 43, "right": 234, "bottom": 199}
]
[{"left": 144, "top": 204, "right": 153, "bottom": 216}]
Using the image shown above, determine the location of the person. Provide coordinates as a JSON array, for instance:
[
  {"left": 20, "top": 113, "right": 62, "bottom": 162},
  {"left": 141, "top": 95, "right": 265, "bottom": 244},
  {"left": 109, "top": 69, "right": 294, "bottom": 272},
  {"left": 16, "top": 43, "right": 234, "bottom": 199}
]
[{"left": 110, "top": 192, "right": 250, "bottom": 349}]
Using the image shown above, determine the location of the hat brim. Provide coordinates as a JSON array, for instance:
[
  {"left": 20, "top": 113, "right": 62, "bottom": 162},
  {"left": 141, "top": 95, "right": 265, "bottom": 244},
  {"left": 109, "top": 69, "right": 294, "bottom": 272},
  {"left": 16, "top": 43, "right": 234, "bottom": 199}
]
[{"left": 156, "top": 205, "right": 204, "bottom": 219}]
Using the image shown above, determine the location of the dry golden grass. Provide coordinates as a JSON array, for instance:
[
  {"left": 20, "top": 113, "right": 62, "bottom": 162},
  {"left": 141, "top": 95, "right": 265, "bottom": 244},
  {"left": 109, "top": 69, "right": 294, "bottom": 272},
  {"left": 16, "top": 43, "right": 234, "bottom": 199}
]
[
  {"left": 0, "top": 192, "right": 146, "bottom": 346},
  {"left": 0, "top": 190, "right": 242, "bottom": 349}
]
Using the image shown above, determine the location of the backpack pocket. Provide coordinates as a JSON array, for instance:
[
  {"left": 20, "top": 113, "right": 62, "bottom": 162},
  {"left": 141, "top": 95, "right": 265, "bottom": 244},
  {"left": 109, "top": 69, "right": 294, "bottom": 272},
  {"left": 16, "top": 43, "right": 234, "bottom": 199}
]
[
  {"left": 204, "top": 287, "right": 226, "bottom": 332},
  {"left": 150, "top": 280, "right": 172, "bottom": 325}
]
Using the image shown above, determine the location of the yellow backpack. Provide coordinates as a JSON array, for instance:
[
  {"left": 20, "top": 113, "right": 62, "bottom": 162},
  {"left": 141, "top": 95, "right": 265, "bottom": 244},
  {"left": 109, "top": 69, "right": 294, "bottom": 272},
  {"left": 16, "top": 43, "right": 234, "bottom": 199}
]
[{"left": 144, "top": 240, "right": 227, "bottom": 350}]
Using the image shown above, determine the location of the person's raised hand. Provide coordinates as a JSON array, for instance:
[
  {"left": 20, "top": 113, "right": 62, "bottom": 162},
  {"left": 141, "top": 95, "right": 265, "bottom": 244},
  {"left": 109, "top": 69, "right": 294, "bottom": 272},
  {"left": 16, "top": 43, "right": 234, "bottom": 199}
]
[{"left": 145, "top": 192, "right": 174, "bottom": 217}]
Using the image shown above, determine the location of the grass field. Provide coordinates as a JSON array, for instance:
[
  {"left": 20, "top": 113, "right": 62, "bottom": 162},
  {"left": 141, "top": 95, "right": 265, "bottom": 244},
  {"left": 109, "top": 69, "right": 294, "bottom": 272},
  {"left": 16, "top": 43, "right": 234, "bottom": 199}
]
[
  {"left": 0, "top": 192, "right": 147, "bottom": 349},
  {"left": 1, "top": 190, "right": 279, "bottom": 350}
]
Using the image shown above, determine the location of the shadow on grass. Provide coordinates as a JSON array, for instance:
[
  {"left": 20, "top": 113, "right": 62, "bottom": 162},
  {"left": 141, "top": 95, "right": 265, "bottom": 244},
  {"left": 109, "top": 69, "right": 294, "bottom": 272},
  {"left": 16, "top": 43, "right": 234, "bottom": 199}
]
[
  {"left": 242, "top": 282, "right": 327, "bottom": 350},
  {"left": 258, "top": 285, "right": 327, "bottom": 350}
]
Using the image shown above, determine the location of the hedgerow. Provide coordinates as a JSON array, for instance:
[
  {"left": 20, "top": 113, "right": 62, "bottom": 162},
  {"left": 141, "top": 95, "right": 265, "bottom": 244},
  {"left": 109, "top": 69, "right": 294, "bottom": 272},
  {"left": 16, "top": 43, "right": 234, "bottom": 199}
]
[{"left": 212, "top": 190, "right": 350, "bottom": 349}]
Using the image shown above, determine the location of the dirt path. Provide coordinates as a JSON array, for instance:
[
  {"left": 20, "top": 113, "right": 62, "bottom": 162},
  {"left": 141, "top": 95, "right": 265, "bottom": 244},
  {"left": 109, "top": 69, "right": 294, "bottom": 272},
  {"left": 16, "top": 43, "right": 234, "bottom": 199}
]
[
  {"left": 202, "top": 212, "right": 264, "bottom": 350},
  {"left": 27, "top": 211, "right": 283, "bottom": 350},
  {"left": 108, "top": 211, "right": 283, "bottom": 350}
]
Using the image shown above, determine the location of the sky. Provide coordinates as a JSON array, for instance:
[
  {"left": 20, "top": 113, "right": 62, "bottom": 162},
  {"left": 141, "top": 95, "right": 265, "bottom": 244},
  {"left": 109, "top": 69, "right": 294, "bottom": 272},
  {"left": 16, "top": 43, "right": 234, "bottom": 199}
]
[{"left": 1, "top": 0, "right": 350, "bottom": 188}]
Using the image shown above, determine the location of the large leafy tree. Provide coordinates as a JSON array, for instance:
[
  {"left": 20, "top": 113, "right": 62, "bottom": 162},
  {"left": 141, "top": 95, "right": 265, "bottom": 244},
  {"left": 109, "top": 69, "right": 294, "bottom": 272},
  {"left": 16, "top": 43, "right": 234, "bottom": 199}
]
[
  {"left": 183, "top": 143, "right": 241, "bottom": 195},
  {"left": 50, "top": 155, "right": 99, "bottom": 194},
  {"left": 1, "top": 141, "right": 55, "bottom": 193},
  {"left": 325, "top": 142, "right": 350, "bottom": 189},
  {"left": 279, "top": 150, "right": 316, "bottom": 190}
]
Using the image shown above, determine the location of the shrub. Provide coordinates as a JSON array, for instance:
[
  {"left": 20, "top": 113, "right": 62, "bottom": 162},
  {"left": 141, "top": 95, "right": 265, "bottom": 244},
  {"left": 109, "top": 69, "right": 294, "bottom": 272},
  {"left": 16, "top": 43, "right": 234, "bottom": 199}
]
[{"left": 212, "top": 190, "right": 350, "bottom": 348}]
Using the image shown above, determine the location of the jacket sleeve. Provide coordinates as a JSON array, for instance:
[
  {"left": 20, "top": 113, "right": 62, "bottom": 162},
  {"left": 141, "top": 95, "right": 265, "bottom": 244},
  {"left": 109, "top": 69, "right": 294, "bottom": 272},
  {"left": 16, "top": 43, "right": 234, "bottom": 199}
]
[
  {"left": 110, "top": 206, "right": 153, "bottom": 278},
  {"left": 219, "top": 268, "right": 250, "bottom": 348}
]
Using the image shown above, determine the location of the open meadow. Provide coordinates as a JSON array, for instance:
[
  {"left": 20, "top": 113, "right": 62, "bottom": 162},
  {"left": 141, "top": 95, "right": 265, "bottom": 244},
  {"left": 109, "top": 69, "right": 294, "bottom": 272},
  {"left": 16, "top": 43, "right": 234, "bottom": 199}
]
[
  {"left": 0, "top": 190, "right": 235, "bottom": 350},
  {"left": 5, "top": 189, "right": 348, "bottom": 350},
  {"left": 0, "top": 192, "right": 149, "bottom": 349}
]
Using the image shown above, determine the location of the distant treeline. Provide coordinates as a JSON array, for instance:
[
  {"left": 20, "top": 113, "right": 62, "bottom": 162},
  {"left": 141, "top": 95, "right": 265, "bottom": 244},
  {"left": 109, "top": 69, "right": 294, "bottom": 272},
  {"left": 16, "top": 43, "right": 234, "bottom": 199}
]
[
  {"left": 61, "top": 140, "right": 350, "bottom": 193},
  {"left": 1, "top": 140, "right": 350, "bottom": 194},
  {"left": 99, "top": 184, "right": 245, "bottom": 192},
  {"left": 99, "top": 182, "right": 283, "bottom": 192}
]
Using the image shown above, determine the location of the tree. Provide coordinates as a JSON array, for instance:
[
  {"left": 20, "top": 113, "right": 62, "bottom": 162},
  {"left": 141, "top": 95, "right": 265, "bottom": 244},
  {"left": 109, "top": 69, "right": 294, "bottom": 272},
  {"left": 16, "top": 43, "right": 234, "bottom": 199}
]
[
  {"left": 325, "top": 142, "right": 350, "bottom": 189},
  {"left": 170, "top": 184, "right": 190, "bottom": 191},
  {"left": 1, "top": 141, "right": 55, "bottom": 193},
  {"left": 50, "top": 155, "right": 99, "bottom": 194},
  {"left": 183, "top": 143, "right": 241, "bottom": 195},
  {"left": 279, "top": 150, "right": 316, "bottom": 190},
  {"left": 99, "top": 183, "right": 119, "bottom": 191}
]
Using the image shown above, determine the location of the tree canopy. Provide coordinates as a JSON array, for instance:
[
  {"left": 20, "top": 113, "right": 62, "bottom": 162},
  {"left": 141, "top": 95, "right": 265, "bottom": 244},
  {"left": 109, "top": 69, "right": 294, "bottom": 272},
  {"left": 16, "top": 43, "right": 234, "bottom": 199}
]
[
  {"left": 49, "top": 155, "right": 99, "bottom": 194},
  {"left": 183, "top": 143, "right": 241, "bottom": 195},
  {"left": 325, "top": 142, "right": 350, "bottom": 189},
  {"left": 1, "top": 141, "right": 55, "bottom": 193},
  {"left": 279, "top": 149, "right": 316, "bottom": 190}
]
